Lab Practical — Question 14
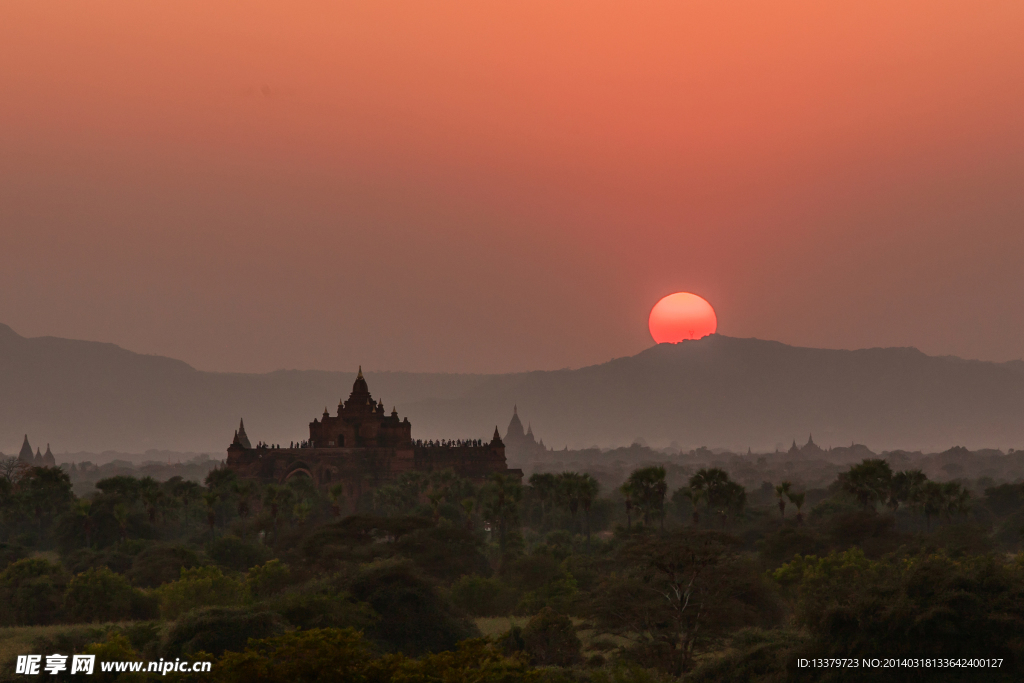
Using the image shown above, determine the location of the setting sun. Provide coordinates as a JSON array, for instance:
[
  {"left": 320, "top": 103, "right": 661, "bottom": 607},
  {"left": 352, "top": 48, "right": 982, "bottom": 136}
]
[{"left": 648, "top": 292, "right": 718, "bottom": 344}]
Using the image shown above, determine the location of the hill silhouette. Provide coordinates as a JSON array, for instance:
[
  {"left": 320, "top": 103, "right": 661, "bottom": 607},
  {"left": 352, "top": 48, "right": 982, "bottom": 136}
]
[{"left": 2, "top": 323, "right": 1023, "bottom": 454}]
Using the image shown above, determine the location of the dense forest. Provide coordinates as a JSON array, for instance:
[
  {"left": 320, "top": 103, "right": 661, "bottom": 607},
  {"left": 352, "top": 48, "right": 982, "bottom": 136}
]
[{"left": 1, "top": 454, "right": 1023, "bottom": 682}]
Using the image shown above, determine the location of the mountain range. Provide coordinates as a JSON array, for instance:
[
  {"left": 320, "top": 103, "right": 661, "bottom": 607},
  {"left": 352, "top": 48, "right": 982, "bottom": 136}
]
[{"left": 2, "top": 323, "right": 1023, "bottom": 455}]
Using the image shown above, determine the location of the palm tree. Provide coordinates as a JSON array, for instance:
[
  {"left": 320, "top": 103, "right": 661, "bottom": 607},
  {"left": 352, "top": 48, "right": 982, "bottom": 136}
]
[
  {"left": 621, "top": 481, "right": 636, "bottom": 531},
  {"left": 919, "top": 481, "right": 946, "bottom": 531},
  {"left": 203, "top": 491, "right": 218, "bottom": 536},
  {"left": 689, "top": 467, "right": 729, "bottom": 514},
  {"left": 172, "top": 480, "right": 201, "bottom": 532},
  {"left": 578, "top": 474, "right": 600, "bottom": 548},
  {"left": 889, "top": 469, "right": 927, "bottom": 512},
  {"left": 775, "top": 481, "right": 792, "bottom": 519},
  {"left": 842, "top": 459, "right": 893, "bottom": 511},
  {"left": 787, "top": 491, "right": 806, "bottom": 523},
  {"left": 113, "top": 503, "right": 130, "bottom": 543},
  {"left": 529, "top": 473, "right": 557, "bottom": 529},
  {"left": 233, "top": 481, "right": 254, "bottom": 521},
  {"left": 140, "top": 478, "right": 163, "bottom": 525},
  {"left": 461, "top": 497, "right": 476, "bottom": 531},
  {"left": 624, "top": 466, "right": 668, "bottom": 529},
  {"left": 681, "top": 488, "right": 703, "bottom": 526},
  {"left": 73, "top": 499, "right": 93, "bottom": 549},
  {"left": 480, "top": 473, "right": 522, "bottom": 554},
  {"left": 940, "top": 482, "right": 970, "bottom": 522},
  {"left": 557, "top": 472, "right": 584, "bottom": 533},
  {"left": 264, "top": 486, "right": 294, "bottom": 541}
]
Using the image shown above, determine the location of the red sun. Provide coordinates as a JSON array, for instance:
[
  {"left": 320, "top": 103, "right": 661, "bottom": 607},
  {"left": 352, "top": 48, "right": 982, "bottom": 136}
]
[{"left": 648, "top": 292, "right": 718, "bottom": 343}]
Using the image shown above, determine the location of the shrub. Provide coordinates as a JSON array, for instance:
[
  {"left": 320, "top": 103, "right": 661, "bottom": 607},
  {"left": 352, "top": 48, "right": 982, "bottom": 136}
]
[
  {"left": 82, "top": 631, "right": 142, "bottom": 683},
  {"left": 393, "top": 525, "right": 492, "bottom": 581},
  {"left": 263, "top": 585, "right": 378, "bottom": 631},
  {"left": 0, "top": 558, "right": 69, "bottom": 625},
  {"left": 212, "top": 628, "right": 537, "bottom": 683},
  {"left": 245, "top": 560, "right": 291, "bottom": 600},
  {"left": 349, "top": 560, "right": 479, "bottom": 655},
  {"left": 449, "top": 575, "right": 518, "bottom": 617},
  {"left": 163, "top": 606, "right": 287, "bottom": 658},
  {"left": 62, "top": 548, "right": 134, "bottom": 575},
  {"left": 64, "top": 566, "right": 154, "bottom": 623},
  {"left": 520, "top": 607, "right": 582, "bottom": 667},
  {"left": 206, "top": 536, "right": 272, "bottom": 571},
  {"left": 128, "top": 544, "right": 200, "bottom": 588},
  {"left": 154, "top": 566, "right": 243, "bottom": 619},
  {"left": 0, "top": 543, "right": 27, "bottom": 572}
]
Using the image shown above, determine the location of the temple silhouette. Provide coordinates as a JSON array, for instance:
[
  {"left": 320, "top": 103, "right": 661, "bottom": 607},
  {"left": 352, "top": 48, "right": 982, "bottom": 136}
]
[
  {"left": 17, "top": 435, "right": 56, "bottom": 467},
  {"left": 226, "top": 369, "right": 522, "bottom": 506},
  {"left": 502, "top": 405, "right": 549, "bottom": 461}
]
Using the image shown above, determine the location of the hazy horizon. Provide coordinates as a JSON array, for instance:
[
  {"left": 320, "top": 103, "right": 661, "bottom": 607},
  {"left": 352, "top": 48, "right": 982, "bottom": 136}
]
[{"left": 1, "top": 322, "right": 1021, "bottom": 377}]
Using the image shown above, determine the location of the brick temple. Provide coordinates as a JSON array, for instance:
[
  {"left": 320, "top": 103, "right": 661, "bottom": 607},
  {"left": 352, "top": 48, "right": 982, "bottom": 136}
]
[{"left": 226, "top": 368, "right": 522, "bottom": 504}]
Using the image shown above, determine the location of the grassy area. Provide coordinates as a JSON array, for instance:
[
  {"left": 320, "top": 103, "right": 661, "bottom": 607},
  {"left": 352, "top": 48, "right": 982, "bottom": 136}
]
[
  {"left": 0, "top": 625, "right": 71, "bottom": 666},
  {"left": 0, "top": 621, "right": 160, "bottom": 668}
]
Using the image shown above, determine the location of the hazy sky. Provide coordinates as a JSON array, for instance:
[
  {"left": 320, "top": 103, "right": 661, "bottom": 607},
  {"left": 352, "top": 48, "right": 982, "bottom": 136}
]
[{"left": 2, "top": 1, "right": 1022, "bottom": 373}]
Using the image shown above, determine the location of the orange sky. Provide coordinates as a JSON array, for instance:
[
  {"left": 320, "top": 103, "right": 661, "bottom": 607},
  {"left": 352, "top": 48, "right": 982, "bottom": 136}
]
[{"left": 1, "top": 1, "right": 1023, "bottom": 372}]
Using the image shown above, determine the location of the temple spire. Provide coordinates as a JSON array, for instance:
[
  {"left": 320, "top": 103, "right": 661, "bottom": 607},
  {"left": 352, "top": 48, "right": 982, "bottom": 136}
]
[
  {"left": 18, "top": 435, "right": 33, "bottom": 462},
  {"left": 236, "top": 419, "right": 252, "bottom": 449},
  {"left": 357, "top": 365, "right": 364, "bottom": 380}
]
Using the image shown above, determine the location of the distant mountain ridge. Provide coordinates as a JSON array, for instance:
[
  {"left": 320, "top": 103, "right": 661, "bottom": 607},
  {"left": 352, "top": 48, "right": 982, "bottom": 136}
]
[{"left": 2, "top": 323, "right": 1023, "bottom": 454}]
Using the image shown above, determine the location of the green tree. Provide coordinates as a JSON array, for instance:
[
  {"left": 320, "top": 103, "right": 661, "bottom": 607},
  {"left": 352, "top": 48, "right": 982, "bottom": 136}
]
[{"left": 585, "top": 529, "right": 768, "bottom": 676}]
